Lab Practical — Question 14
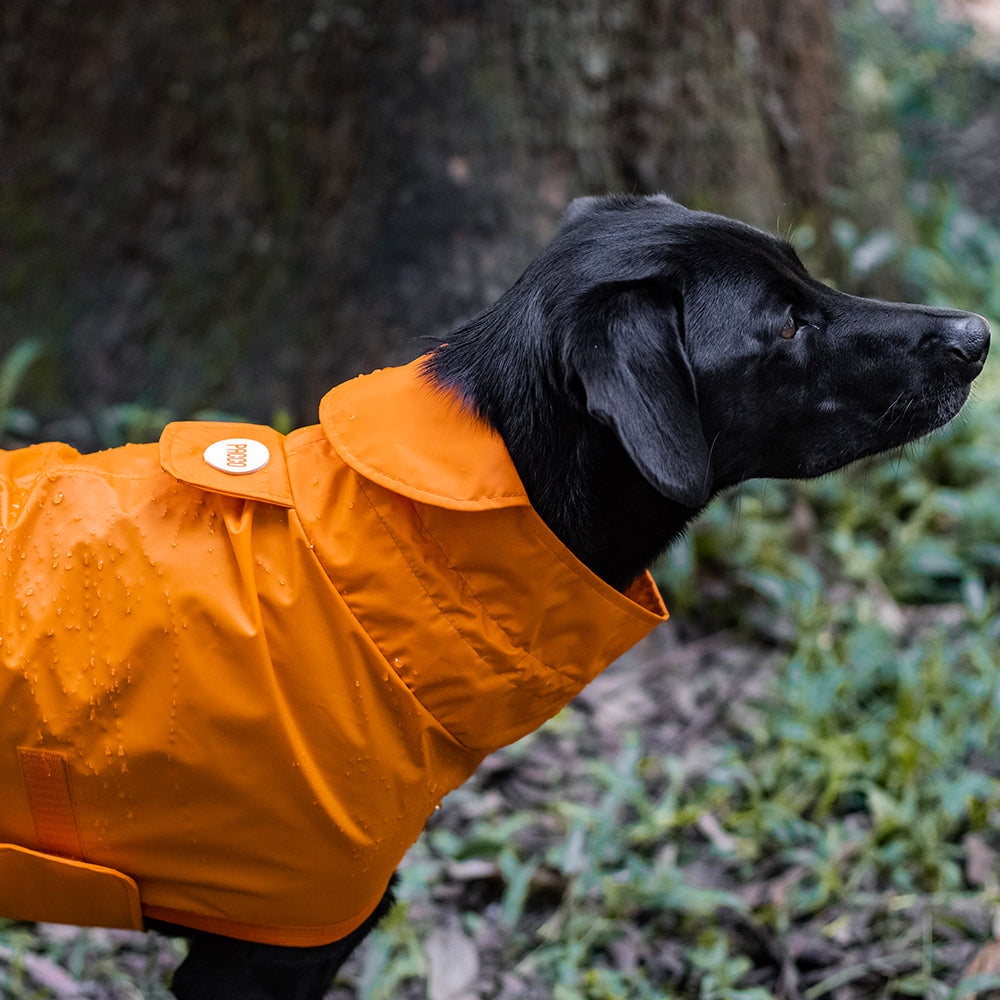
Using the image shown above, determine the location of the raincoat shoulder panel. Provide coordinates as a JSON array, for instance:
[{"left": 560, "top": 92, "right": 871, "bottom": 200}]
[{"left": 159, "top": 421, "right": 294, "bottom": 507}]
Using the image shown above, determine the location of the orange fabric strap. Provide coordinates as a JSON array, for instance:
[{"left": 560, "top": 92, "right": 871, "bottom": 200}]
[{"left": 18, "top": 748, "right": 85, "bottom": 860}]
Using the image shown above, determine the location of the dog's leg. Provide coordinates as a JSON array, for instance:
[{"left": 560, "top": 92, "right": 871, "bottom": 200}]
[{"left": 162, "top": 879, "right": 397, "bottom": 1000}]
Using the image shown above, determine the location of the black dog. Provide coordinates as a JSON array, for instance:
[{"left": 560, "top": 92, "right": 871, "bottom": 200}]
[
  {"left": 426, "top": 194, "right": 989, "bottom": 588},
  {"left": 7, "top": 194, "right": 991, "bottom": 998}
]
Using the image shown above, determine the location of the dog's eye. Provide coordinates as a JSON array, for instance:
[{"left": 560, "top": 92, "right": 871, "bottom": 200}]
[{"left": 780, "top": 314, "right": 816, "bottom": 340}]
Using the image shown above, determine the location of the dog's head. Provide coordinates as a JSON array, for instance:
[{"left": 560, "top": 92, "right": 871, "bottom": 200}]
[
  {"left": 520, "top": 194, "right": 990, "bottom": 504},
  {"left": 427, "top": 194, "right": 989, "bottom": 583}
]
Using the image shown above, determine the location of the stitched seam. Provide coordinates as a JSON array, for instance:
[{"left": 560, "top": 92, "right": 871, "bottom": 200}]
[
  {"left": 357, "top": 476, "right": 582, "bottom": 690},
  {"left": 519, "top": 514, "right": 667, "bottom": 623},
  {"left": 141, "top": 900, "right": 379, "bottom": 947},
  {"left": 41, "top": 463, "right": 292, "bottom": 508},
  {"left": 351, "top": 479, "right": 506, "bottom": 749},
  {"left": 281, "top": 448, "right": 477, "bottom": 751},
  {"left": 355, "top": 477, "right": 530, "bottom": 694}
]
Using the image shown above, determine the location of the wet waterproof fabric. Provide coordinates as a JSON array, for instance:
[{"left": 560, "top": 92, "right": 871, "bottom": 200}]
[{"left": 0, "top": 358, "right": 667, "bottom": 946}]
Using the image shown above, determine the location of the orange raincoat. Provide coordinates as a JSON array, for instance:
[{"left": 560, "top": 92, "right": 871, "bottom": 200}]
[{"left": 0, "top": 359, "right": 667, "bottom": 946}]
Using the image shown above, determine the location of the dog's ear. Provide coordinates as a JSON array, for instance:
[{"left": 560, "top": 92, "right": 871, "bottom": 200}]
[
  {"left": 560, "top": 195, "right": 607, "bottom": 229},
  {"left": 560, "top": 193, "right": 679, "bottom": 233},
  {"left": 573, "top": 284, "right": 712, "bottom": 507}
]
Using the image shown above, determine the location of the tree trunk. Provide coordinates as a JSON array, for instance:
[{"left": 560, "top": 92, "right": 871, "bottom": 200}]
[{"left": 1, "top": 0, "right": 855, "bottom": 437}]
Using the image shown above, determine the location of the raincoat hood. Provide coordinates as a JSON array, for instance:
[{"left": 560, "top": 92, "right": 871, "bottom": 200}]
[{"left": 0, "top": 358, "right": 667, "bottom": 946}]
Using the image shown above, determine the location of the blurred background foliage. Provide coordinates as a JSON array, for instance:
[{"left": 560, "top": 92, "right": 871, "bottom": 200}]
[
  {"left": 0, "top": 0, "right": 902, "bottom": 443},
  {"left": 4, "top": 1, "right": 1000, "bottom": 998}
]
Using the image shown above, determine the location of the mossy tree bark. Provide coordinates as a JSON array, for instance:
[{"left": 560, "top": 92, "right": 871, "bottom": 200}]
[{"left": 1, "top": 0, "right": 854, "bottom": 433}]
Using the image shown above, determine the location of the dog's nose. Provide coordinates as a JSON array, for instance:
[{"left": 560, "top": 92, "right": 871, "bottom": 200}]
[{"left": 945, "top": 312, "right": 991, "bottom": 379}]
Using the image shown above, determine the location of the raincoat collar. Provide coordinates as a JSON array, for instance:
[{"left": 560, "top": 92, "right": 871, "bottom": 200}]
[
  {"left": 319, "top": 357, "right": 669, "bottom": 621},
  {"left": 319, "top": 359, "right": 530, "bottom": 511}
]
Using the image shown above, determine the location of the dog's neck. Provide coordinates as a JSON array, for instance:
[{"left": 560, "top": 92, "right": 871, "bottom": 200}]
[
  {"left": 550, "top": 426, "right": 703, "bottom": 590},
  {"left": 422, "top": 350, "right": 703, "bottom": 592}
]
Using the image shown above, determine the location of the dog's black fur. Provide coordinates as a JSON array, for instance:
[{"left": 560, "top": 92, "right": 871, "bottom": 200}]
[
  {"left": 426, "top": 194, "right": 989, "bottom": 590},
  {"left": 165, "top": 194, "right": 988, "bottom": 997}
]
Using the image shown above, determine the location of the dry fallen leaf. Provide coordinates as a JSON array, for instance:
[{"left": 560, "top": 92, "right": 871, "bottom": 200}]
[
  {"left": 965, "top": 833, "right": 999, "bottom": 890},
  {"left": 426, "top": 922, "right": 479, "bottom": 1000},
  {"left": 961, "top": 904, "right": 1000, "bottom": 1000}
]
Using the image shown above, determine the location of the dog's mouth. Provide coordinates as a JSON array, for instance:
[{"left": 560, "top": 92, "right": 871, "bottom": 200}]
[
  {"left": 796, "top": 379, "right": 975, "bottom": 480},
  {"left": 718, "top": 374, "right": 977, "bottom": 487},
  {"left": 796, "top": 310, "right": 988, "bottom": 480},
  {"left": 878, "top": 381, "right": 974, "bottom": 440}
]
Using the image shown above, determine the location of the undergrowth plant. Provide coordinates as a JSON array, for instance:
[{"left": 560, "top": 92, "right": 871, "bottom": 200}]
[{"left": 0, "top": 339, "right": 42, "bottom": 442}]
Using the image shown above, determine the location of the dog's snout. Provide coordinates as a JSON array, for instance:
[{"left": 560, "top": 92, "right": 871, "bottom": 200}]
[{"left": 945, "top": 312, "right": 991, "bottom": 377}]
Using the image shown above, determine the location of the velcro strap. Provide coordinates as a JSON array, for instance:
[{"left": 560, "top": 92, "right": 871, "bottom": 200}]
[
  {"left": 0, "top": 844, "right": 144, "bottom": 930},
  {"left": 18, "top": 748, "right": 84, "bottom": 860},
  {"left": 159, "top": 421, "right": 294, "bottom": 507},
  {"left": 13, "top": 750, "right": 145, "bottom": 930}
]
